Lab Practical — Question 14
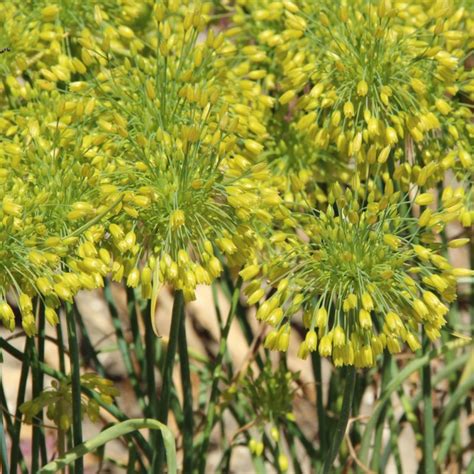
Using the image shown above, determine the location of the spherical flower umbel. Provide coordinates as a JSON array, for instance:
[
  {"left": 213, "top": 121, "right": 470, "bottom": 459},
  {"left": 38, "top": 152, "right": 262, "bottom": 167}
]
[
  {"left": 248, "top": 181, "right": 471, "bottom": 367},
  {"left": 274, "top": 0, "right": 466, "bottom": 166},
  {"left": 87, "top": 1, "right": 278, "bottom": 304}
]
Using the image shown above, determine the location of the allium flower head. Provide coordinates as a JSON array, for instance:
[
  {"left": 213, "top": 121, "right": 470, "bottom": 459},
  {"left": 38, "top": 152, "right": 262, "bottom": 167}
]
[
  {"left": 249, "top": 181, "right": 471, "bottom": 367},
  {"left": 273, "top": 0, "right": 467, "bottom": 169},
  {"left": 86, "top": 1, "right": 277, "bottom": 303},
  {"left": 0, "top": 91, "right": 119, "bottom": 335}
]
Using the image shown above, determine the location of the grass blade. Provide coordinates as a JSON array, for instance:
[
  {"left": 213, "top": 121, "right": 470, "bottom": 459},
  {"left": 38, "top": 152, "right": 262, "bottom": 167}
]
[{"left": 38, "top": 419, "right": 177, "bottom": 474}]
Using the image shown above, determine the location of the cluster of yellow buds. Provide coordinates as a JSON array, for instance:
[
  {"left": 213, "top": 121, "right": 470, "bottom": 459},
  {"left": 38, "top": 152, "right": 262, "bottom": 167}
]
[
  {"left": 20, "top": 373, "right": 119, "bottom": 430},
  {"left": 247, "top": 182, "right": 472, "bottom": 367},
  {"left": 237, "top": 361, "right": 297, "bottom": 472},
  {"left": 231, "top": 0, "right": 472, "bottom": 195},
  {"left": 80, "top": 1, "right": 279, "bottom": 302}
]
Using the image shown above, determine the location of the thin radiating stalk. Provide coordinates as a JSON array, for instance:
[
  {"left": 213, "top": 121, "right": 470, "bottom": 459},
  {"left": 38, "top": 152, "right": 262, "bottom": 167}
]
[
  {"left": 197, "top": 282, "right": 240, "bottom": 474},
  {"left": 178, "top": 314, "right": 193, "bottom": 472},
  {"left": 422, "top": 334, "right": 435, "bottom": 474},
  {"left": 322, "top": 366, "right": 356, "bottom": 474},
  {"left": 156, "top": 290, "right": 185, "bottom": 472},
  {"left": 10, "top": 337, "right": 33, "bottom": 474},
  {"left": 66, "top": 303, "right": 83, "bottom": 474}
]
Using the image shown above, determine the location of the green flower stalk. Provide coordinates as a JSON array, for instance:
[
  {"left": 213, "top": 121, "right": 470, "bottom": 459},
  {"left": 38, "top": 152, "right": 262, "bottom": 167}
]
[{"left": 246, "top": 181, "right": 472, "bottom": 367}]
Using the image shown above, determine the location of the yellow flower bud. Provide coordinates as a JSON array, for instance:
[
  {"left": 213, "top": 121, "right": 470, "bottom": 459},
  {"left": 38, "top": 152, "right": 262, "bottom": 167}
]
[
  {"left": 278, "top": 454, "right": 289, "bottom": 472},
  {"left": 382, "top": 233, "right": 400, "bottom": 250},
  {"left": 319, "top": 334, "right": 332, "bottom": 357},
  {"left": 42, "top": 5, "right": 60, "bottom": 21},
  {"left": 0, "top": 302, "right": 15, "bottom": 324},
  {"left": 435, "top": 98, "right": 451, "bottom": 115},
  {"left": 127, "top": 269, "right": 140, "bottom": 288},
  {"left": 297, "top": 341, "right": 309, "bottom": 359},
  {"left": 170, "top": 209, "right": 185, "bottom": 230},
  {"left": 405, "top": 332, "right": 421, "bottom": 351},
  {"left": 357, "top": 80, "right": 368, "bottom": 96},
  {"left": 19, "top": 294, "right": 33, "bottom": 314},
  {"left": 54, "top": 283, "right": 73, "bottom": 302},
  {"left": 359, "top": 309, "right": 372, "bottom": 329},
  {"left": 244, "top": 139, "right": 264, "bottom": 155},
  {"left": 343, "top": 101, "right": 355, "bottom": 118},
  {"left": 418, "top": 208, "right": 432, "bottom": 227},
  {"left": 333, "top": 325, "right": 345, "bottom": 347},
  {"left": 413, "top": 299, "right": 429, "bottom": 319},
  {"left": 451, "top": 268, "right": 474, "bottom": 277},
  {"left": 141, "top": 267, "right": 152, "bottom": 286},
  {"left": 385, "top": 127, "right": 398, "bottom": 145},
  {"left": 22, "top": 313, "right": 37, "bottom": 337},
  {"left": 279, "top": 90, "right": 296, "bottom": 105},
  {"left": 377, "top": 145, "right": 391, "bottom": 164},
  {"left": 387, "top": 336, "right": 401, "bottom": 354},
  {"left": 45, "top": 307, "right": 59, "bottom": 326},
  {"left": 247, "top": 288, "right": 264, "bottom": 306},
  {"left": 415, "top": 193, "right": 434, "bottom": 206},
  {"left": 448, "top": 238, "right": 469, "bottom": 248},
  {"left": 305, "top": 330, "right": 318, "bottom": 351},
  {"left": 315, "top": 307, "right": 328, "bottom": 329},
  {"left": 277, "top": 330, "right": 290, "bottom": 351}
]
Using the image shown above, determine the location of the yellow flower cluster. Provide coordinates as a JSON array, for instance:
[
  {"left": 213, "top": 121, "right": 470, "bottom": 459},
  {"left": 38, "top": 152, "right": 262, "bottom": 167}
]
[
  {"left": 20, "top": 373, "right": 119, "bottom": 430},
  {"left": 246, "top": 182, "right": 472, "bottom": 367},
  {"left": 232, "top": 0, "right": 473, "bottom": 186}
]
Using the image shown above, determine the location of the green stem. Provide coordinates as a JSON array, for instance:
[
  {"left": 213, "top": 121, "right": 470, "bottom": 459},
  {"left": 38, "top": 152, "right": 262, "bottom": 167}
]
[
  {"left": 197, "top": 282, "right": 240, "bottom": 474},
  {"left": 126, "top": 287, "right": 145, "bottom": 379},
  {"left": 66, "top": 303, "right": 84, "bottom": 474},
  {"left": 10, "top": 337, "right": 33, "bottom": 474},
  {"left": 156, "top": 290, "right": 185, "bottom": 471},
  {"left": 422, "top": 335, "right": 435, "bottom": 474},
  {"left": 178, "top": 314, "right": 193, "bottom": 473},
  {"left": 38, "top": 418, "right": 177, "bottom": 474},
  {"left": 0, "top": 367, "right": 11, "bottom": 474},
  {"left": 142, "top": 298, "right": 159, "bottom": 469},
  {"left": 311, "top": 352, "right": 327, "bottom": 453},
  {"left": 56, "top": 317, "right": 67, "bottom": 374},
  {"left": 105, "top": 281, "right": 146, "bottom": 410},
  {"left": 322, "top": 366, "right": 356, "bottom": 474},
  {"left": 58, "top": 427, "right": 66, "bottom": 474},
  {"left": 371, "top": 353, "right": 390, "bottom": 471},
  {"left": 31, "top": 301, "right": 47, "bottom": 470},
  {"left": 358, "top": 340, "right": 470, "bottom": 469}
]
